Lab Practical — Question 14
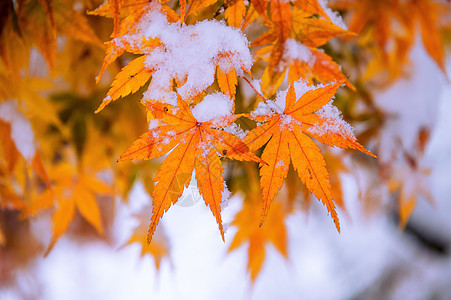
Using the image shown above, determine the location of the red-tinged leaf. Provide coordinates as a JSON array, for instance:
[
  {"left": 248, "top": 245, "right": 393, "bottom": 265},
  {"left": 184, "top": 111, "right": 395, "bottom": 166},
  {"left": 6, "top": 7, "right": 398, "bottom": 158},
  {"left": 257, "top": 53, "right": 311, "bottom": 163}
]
[
  {"left": 37, "top": 0, "right": 56, "bottom": 38},
  {"left": 252, "top": 0, "right": 269, "bottom": 22},
  {"left": 0, "top": 120, "right": 20, "bottom": 174}
]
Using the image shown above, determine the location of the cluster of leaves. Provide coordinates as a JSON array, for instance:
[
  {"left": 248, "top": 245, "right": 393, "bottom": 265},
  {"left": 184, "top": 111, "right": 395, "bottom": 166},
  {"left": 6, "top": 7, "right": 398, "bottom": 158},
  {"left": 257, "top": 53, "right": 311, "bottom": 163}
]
[
  {"left": 0, "top": 0, "right": 449, "bottom": 285},
  {"left": 91, "top": 0, "right": 376, "bottom": 278},
  {"left": 330, "top": 0, "right": 450, "bottom": 85}
]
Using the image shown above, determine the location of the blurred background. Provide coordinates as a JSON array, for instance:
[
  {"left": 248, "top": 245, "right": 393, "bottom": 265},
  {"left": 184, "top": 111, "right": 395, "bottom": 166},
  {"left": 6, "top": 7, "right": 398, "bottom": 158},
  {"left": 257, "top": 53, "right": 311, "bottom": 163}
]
[{"left": 1, "top": 0, "right": 451, "bottom": 299}]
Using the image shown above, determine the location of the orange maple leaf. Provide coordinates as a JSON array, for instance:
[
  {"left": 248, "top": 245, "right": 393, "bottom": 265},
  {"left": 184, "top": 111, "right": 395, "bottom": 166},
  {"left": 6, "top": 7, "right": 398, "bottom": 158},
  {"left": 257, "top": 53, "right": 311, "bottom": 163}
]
[
  {"left": 228, "top": 164, "right": 288, "bottom": 281},
  {"left": 94, "top": 2, "right": 251, "bottom": 113},
  {"left": 252, "top": 4, "right": 355, "bottom": 95},
  {"left": 119, "top": 95, "right": 262, "bottom": 242},
  {"left": 225, "top": 0, "right": 247, "bottom": 28},
  {"left": 331, "top": 0, "right": 449, "bottom": 81},
  {"left": 32, "top": 163, "right": 113, "bottom": 255},
  {"left": 244, "top": 80, "right": 375, "bottom": 230},
  {"left": 124, "top": 207, "right": 169, "bottom": 269}
]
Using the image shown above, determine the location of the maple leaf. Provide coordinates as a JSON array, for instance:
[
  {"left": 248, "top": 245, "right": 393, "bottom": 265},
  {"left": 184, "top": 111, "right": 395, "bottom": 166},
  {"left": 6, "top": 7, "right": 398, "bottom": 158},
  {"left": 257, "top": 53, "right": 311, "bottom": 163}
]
[
  {"left": 32, "top": 163, "right": 113, "bottom": 255},
  {"left": 285, "top": 39, "right": 355, "bottom": 90},
  {"left": 119, "top": 94, "right": 263, "bottom": 242},
  {"left": 404, "top": 0, "right": 449, "bottom": 74},
  {"left": 228, "top": 164, "right": 288, "bottom": 281},
  {"left": 292, "top": 0, "right": 331, "bottom": 21},
  {"left": 284, "top": 151, "right": 349, "bottom": 215},
  {"left": 0, "top": 106, "right": 50, "bottom": 192},
  {"left": 124, "top": 207, "right": 169, "bottom": 269},
  {"left": 386, "top": 148, "right": 433, "bottom": 229},
  {"left": 251, "top": 3, "right": 354, "bottom": 95},
  {"left": 95, "top": 2, "right": 252, "bottom": 113},
  {"left": 243, "top": 80, "right": 375, "bottom": 230},
  {"left": 331, "top": 0, "right": 449, "bottom": 81}
]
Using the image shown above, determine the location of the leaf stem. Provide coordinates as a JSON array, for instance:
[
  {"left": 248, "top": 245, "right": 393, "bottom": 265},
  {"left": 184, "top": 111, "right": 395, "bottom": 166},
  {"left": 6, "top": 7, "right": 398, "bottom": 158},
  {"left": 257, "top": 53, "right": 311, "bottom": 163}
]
[
  {"left": 241, "top": 76, "right": 268, "bottom": 102},
  {"left": 183, "top": 0, "right": 195, "bottom": 23}
]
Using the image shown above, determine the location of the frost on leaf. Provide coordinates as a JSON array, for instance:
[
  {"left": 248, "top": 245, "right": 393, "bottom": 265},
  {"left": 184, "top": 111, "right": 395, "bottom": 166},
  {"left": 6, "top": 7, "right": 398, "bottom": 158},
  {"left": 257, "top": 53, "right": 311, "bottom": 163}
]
[{"left": 96, "top": 1, "right": 252, "bottom": 113}]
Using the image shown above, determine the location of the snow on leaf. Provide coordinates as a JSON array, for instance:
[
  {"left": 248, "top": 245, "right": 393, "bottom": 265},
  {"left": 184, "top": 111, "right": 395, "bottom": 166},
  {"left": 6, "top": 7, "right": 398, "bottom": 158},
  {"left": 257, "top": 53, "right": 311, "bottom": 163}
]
[
  {"left": 253, "top": 4, "right": 354, "bottom": 96},
  {"left": 96, "top": 55, "right": 153, "bottom": 113},
  {"left": 119, "top": 95, "right": 261, "bottom": 242},
  {"left": 95, "top": 2, "right": 252, "bottom": 112},
  {"left": 244, "top": 80, "right": 375, "bottom": 230}
]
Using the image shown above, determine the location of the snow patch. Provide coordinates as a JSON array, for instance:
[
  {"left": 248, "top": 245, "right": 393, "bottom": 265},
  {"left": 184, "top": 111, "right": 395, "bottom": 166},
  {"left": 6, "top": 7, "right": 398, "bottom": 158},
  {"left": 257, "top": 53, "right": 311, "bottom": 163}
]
[
  {"left": 283, "top": 39, "right": 315, "bottom": 68},
  {"left": 307, "top": 102, "right": 356, "bottom": 139},
  {"left": 148, "top": 119, "right": 159, "bottom": 130},
  {"left": 293, "top": 80, "right": 325, "bottom": 98},
  {"left": 116, "top": 2, "right": 252, "bottom": 103},
  {"left": 221, "top": 182, "right": 231, "bottom": 211},
  {"left": 223, "top": 122, "right": 247, "bottom": 139},
  {"left": 318, "top": 0, "right": 348, "bottom": 30},
  {"left": 250, "top": 80, "right": 325, "bottom": 118},
  {"left": 191, "top": 93, "right": 233, "bottom": 123}
]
